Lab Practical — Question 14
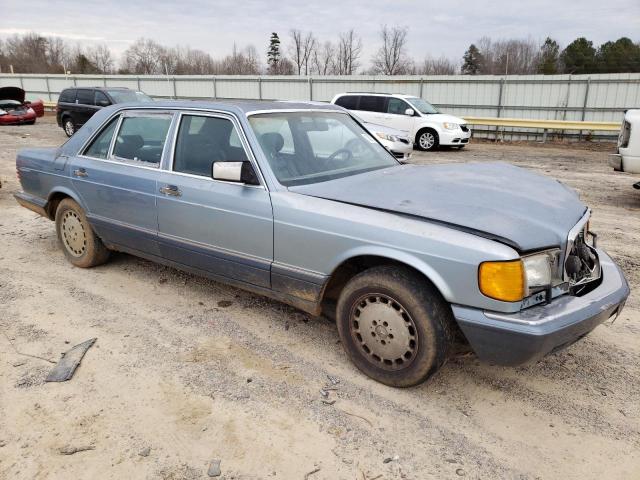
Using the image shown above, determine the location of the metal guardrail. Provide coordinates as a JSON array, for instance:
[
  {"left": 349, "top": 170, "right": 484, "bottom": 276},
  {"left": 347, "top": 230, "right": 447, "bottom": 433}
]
[{"left": 462, "top": 116, "right": 620, "bottom": 132}]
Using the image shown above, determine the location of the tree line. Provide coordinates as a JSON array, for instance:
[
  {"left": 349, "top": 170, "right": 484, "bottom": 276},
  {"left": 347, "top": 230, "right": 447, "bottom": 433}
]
[{"left": 1, "top": 29, "right": 638, "bottom": 76}]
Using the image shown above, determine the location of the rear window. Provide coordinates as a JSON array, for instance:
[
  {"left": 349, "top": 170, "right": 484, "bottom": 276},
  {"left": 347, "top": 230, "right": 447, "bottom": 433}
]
[
  {"left": 334, "top": 95, "right": 358, "bottom": 110},
  {"left": 358, "top": 96, "right": 386, "bottom": 113},
  {"left": 76, "top": 89, "right": 94, "bottom": 105},
  {"left": 113, "top": 114, "right": 172, "bottom": 165},
  {"left": 58, "top": 89, "right": 76, "bottom": 103}
]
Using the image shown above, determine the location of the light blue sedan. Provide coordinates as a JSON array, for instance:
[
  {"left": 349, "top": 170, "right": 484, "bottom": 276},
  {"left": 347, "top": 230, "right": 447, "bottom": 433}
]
[{"left": 14, "top": 100, "right": 629, "bottom": 386}]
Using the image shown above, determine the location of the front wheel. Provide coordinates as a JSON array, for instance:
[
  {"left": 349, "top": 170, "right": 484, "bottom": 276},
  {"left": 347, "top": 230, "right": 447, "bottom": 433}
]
[
  {"left": 55, "top": 198, "right": 110, "bottom": 268},
  {"left": 416, "top": 129, "right": 439, "bottom": 151},
  {"left": 336, "top": 266, "right": 453, "bottom": 387},
  {"left": 63, "top": 118, "right": 75, "bottom": 137}
]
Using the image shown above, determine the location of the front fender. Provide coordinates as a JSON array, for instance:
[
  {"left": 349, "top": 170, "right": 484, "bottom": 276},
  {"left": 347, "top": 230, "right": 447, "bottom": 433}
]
[{"left": 328, "top": 245, "right": 454, "bottom": 301}]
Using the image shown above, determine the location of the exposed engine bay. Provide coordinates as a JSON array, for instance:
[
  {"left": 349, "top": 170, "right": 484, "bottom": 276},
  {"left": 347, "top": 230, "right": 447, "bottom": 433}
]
[{"left": 565, "top": 230, "right": 601, "bottom": 294}]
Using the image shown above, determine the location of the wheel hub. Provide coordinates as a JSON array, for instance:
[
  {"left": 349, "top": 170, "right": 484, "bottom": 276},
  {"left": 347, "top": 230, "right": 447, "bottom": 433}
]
[
  {"left": 350, "top": 294, "right": 418, "bottom": 371},
  {"left": 61, "top": 211, "right": 86, "bottom": 257}
]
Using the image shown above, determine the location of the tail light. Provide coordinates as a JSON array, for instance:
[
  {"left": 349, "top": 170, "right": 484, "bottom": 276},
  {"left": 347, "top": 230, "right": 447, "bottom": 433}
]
[{"left": 16, "top": 168, "right": 22, "bottom": 182}]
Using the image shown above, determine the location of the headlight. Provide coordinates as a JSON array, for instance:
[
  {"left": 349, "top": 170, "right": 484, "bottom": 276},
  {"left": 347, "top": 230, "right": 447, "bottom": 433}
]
[
  {"left": 442, "top": 122, "right": 459, "bottom": 130},
  {"left": 0, "top": 109, "right": 7, "bottom": 116},
  {"left": 522, "top": 252, "right": 554, "bottom": 289},
  {"left": 479, "top": 250, "right": 559, "bottom": 302},
  {"left": 375, "top": 132, "right": 398, "bottom": 142}
]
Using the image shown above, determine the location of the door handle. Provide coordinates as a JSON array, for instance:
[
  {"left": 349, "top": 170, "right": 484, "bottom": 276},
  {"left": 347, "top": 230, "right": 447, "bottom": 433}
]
[
  {"left": 73, "top": 168, "right": 88, "bottom": 177},
  {"left": 159, "top": 185, "right": 181, "bottom": 196}
]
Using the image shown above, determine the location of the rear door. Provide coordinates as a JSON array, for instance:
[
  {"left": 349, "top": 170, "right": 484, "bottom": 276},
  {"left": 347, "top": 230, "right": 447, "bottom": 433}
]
[
  {"left": 155, "top": 112, "right": 273, "bottom": 288},
  {"left": 75, "top": 89, "right": 98, "bottom": 126},
  {"left": 69, "top": 110, "right": 174, "bottom": 255}
]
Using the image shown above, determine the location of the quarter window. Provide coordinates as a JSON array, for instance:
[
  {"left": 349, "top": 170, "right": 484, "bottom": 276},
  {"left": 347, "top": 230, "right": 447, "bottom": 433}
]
[
  {"left": 113, "top": 114, "right": 172, "bottom": 165},
  {"left": 173, "top": 115, "right": 248, "bottom": 177},
  {"left": 58, "top": 89, "right": 76, "bottom": 103},
  {"left": 334, "top": 95, "right": 358, "bottom": 110},
  {"left": 83, "top": 117, "right": 119, "bottom": 159}
]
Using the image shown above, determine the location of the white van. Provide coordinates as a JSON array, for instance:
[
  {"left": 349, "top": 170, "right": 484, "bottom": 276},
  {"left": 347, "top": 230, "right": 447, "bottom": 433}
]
[
  {"left": 610, "top": 109, "right": 640, "bottom": 189},
  {"left": 331, "top": 92, "right": 470, "bottom": 151}
]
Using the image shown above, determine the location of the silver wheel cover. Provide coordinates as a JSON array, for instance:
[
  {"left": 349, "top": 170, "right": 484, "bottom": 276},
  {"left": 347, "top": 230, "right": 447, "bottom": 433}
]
[{"left": 350, "top": 293, "right": 419, "bottom": 371}]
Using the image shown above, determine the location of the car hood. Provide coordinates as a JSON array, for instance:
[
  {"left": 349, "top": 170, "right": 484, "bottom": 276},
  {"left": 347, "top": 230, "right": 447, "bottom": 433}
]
[
  {"left": 289, "top": 163, "right": 586, "bottom": 252},
  {"left": 0, "top": 86, "right": 26, "bottom": 103},
  {"left": 423, "top": 113, "right": 467, "bottom": 124}
]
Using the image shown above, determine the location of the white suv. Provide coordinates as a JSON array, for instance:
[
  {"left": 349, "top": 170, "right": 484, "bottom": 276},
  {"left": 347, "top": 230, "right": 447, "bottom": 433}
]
[{"left": 331, "top": 93, "right": 471, "bottom": 151}]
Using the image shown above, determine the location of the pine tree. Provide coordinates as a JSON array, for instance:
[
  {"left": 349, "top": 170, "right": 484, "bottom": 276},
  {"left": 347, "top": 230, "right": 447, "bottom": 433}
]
[
  {"left": 560, "top": 37, "right": 596, "bottom": 74},
  {"left": 461, "top": 44, "right": 482, "bottom": 75},
  {"left": 538, "top": 37, "right": 560, "bottom": 74},
  {"left": 267, "top": 32, "right": 281, "bottom": 74}
]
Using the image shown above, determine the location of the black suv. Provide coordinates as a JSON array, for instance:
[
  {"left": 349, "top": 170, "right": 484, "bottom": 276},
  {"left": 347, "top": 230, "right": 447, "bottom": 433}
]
[{"left": 56, "top": 87, "right": 152, "bottom": 137}]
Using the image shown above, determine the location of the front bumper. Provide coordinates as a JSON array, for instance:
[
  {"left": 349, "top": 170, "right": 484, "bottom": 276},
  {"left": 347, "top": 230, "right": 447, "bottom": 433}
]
[
  {"left": 439, "top": 128, "right": 471, "bottom": 146},
  {"left": 452, "top": 249, "right": 629, "bottom": 366}
]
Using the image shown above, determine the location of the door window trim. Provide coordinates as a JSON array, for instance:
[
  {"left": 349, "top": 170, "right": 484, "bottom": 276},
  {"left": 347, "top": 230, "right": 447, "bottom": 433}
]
[
  {"left": 166, "top": 111, "right": 266, "bottom": 189},
  {"left": 108, "top": 111, "right": 175, "bottom": 168}
]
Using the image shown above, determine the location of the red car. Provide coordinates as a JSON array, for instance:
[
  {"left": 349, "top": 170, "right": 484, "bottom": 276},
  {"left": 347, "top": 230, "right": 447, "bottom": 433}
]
[{"left": 0, "top": 87, "right": 44, "bottom": 125}]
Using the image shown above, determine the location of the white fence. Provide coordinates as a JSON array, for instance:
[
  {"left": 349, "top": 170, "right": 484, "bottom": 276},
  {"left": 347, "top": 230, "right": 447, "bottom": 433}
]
[{"left": 3, "top": 73, "right": 640, "bottom": 140}]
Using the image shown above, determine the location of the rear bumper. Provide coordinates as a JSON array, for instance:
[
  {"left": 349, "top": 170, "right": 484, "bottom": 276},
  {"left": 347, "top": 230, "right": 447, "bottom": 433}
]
[
  {"left": 452, "top": 250, "right": 629, "bottom": 366},
  {"left": 0, "top": 113, "right": 37, "bottom": 125},
  {"left": 14, "top": 191, "right": 48, "bottom": 218}
]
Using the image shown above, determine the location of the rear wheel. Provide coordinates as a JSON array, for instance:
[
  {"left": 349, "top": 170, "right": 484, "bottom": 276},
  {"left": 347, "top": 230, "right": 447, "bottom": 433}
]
[
  {"left": 63, "top": 117, "right": 75, "bottom": 137},
  {"left": 416, "top": 129, "right": 439, "bottom": 151},
  {"left": 336, "top": 266, "right": 453, "bottom": 387},
  {"left": 55, "top": 198, "right": 110, "bottom": 268}
]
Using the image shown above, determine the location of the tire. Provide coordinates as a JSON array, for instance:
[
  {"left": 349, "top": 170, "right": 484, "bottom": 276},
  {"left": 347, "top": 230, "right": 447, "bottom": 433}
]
[
  {"left": 25, "top": 120, "right": 36, "bottom": 125},
  {"left": 63, "top": 117, "right": 75, "bottom": 137},
  {"left": 55, "top": 198, "right": 110, "bottom": 268},
  {"left": 336, "top": 265, "right": 453, "bottom": 387},
  {"left": 415, "top": 129, "right": 439, "bottom": 151},
  {"left": 456, "top": 145, "right": 466, "bottom": 149}
]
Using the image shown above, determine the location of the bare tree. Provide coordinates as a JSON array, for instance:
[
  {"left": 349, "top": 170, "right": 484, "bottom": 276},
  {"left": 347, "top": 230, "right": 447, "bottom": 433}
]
[
  {"left": 120, "top": 38, "right": 163, "bottom": 74},
  {"left": 289, "top": 30, "right": 316, "bottom": 75},
  {"left": 371, "top": 25, "right": 412, "bottom": 75},
  {"left": 417, "top": 55, "right": 458, "bottom": 75},
  {"left": 87, "top": 44, "right": 113, "bottom": 73},
  {"left": 335, "top": 29, "right": 362, "bottom": 75},
  {"left": 475, "top": 36, "right": 540, "bottom": 74},
  {"left": 311, "top": 41, "right": 336, "bottom": 74}
]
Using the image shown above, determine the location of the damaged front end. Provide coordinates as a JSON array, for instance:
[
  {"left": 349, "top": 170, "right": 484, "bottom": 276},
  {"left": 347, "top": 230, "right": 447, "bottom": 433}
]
[{"left": 564, "top": 211, "right": 601, "bottom": 295}]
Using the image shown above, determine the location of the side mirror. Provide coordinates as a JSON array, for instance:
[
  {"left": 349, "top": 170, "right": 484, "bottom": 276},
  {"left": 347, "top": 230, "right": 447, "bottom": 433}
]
[
  {"left": 97, "top": 100, "right": 111, "bottom": 107},
  {"left": 404, "top": 108, "right": 415, "bottom": 116},
  {"left": 212, "top": 161, "right": 260, "bottom": 185}
]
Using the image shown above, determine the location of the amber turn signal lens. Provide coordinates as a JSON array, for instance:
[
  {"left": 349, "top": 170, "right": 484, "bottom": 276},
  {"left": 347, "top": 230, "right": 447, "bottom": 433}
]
[{"left": 478, "top": 260, "right": 525, "bottom": 302}]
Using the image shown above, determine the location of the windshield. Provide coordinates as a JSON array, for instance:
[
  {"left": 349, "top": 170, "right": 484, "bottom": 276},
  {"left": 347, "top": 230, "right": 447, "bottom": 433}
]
[
  {"left": 406, "top": 97, "right": 439, "bottom": 115},
  {"left": 249, "top": 111, "right": 398, "bottom": 186},
  {"left": 107, "top": 90, "right": 153, "bottom": 103}
]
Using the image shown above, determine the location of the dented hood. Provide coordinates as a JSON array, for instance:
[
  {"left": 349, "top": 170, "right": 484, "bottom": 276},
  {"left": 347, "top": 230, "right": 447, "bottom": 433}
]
[
  {"left": 0, "top": 86, "right": 26, "bottom": 103},
  {"left": 290, "top": 163, "right": 586, "bottom": 252}
]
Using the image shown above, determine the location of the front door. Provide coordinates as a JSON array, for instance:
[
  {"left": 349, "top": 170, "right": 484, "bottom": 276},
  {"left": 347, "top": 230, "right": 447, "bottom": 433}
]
[
  {"left": 74, "top": 89, "right": 98, "bottom": 126},
  {"left": 382, "top": 97, "right": 415, "bottom": 132},
  {"left": 69, "top": 111, "right": 174, "bottom": 255},
  {"left": 156, "top": 113, "right": 273, "bottom": 288}
]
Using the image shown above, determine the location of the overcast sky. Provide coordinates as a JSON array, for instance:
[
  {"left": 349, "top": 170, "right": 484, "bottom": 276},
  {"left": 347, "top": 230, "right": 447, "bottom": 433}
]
[{"left": 1, "top": 0, "right": 639, "bottom": 67}]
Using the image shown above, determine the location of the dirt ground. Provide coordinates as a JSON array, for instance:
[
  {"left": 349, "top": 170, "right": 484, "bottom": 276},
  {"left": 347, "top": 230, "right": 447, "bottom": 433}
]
[{"left": 1, "top": 116, "right": 639, "bottom": 480}]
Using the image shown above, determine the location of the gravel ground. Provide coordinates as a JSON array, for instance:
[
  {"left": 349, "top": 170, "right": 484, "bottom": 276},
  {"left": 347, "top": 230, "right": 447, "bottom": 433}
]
[{"left": 1, "top": 117, "right": 639, "bottom": 480}]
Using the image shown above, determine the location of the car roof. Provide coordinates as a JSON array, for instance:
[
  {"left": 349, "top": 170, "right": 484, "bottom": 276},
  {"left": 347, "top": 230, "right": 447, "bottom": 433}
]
[
  {"left": 111, "top": 99, "right": 345, "bottom": 116},
  {"left": 62, "top": 86, "right": 132, "bottom": 91},
  {"left": 336, "top": 92, "right": 417, "bottom": 99}
]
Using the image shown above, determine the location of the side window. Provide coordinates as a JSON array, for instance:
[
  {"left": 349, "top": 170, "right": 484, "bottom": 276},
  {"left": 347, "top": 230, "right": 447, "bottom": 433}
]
[
  {"left": 358, "top": 96, "right": 386, "bottom": 113},
  {"left": 173, "top": 115, "right": 248, "bottom": 177},
  {"left": 95, "top": 91, "right": 110, "bottom": 107},
  {"left": 113, "top": 114, "right": 172, "bottom": 165},
  {"left": 83, "top": 117, "right": 119, "bottom": 159},
  {"left": 58, "top": 89, "right": 76, "bottom": 103},
  {"left": 76, "top": 89, "right": 94, "bottom": 105},
  {"left": 387, "top": 98, "right": 409, "bottom": 115},
  {"left": 334, "top": 95, "right": 358, "bottom": 110}
]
